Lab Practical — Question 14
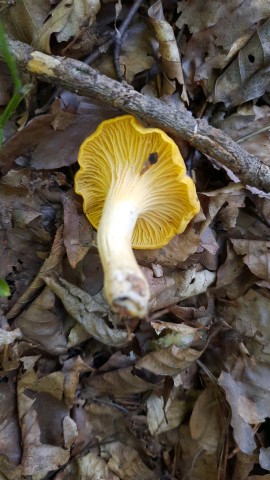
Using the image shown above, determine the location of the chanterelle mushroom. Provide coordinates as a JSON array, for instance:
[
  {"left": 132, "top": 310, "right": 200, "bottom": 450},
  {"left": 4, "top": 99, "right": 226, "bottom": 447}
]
[{"left": 75, "top": 115, "right": 200, "bottom": 318}]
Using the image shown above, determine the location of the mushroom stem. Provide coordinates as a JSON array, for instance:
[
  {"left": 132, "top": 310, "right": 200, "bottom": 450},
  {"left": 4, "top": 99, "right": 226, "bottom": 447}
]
[{"left": 97, "top": 198, "right": 150, "bottom": 318}]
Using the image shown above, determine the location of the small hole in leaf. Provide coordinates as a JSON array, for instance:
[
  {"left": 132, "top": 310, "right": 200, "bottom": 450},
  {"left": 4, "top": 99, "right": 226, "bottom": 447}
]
[{"left": 248, "top": 54, "right": 255, "bottom": 63}]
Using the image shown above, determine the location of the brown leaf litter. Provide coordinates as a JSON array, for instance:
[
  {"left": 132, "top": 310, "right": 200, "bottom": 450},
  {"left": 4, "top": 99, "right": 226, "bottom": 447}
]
[{"left": 1, "top": 1, "right": 270, "bottom": 478}]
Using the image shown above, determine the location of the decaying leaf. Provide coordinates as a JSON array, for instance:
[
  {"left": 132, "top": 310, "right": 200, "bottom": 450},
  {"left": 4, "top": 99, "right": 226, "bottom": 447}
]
[
  {"left": 78, "top": 452, "right": 119, "bottom": 480},
  {"left": 119, "top": 21, "right": 157, "bottom": 85},
  {"left": 62, "top": 356, "right": 91, "bottom": 408},
  {"left": 147, "top": 389, "right": 187, "bottom": 436},
  {"left": 44, "top": 275, "right": 130, "bottom": 346},
  {"left": 18, "top": 362, "right": 71, "bottom": 478},
  {"left": 62, "top": 194, "right": 94, "bottom": 268},
  {"left": 217, "top": 105, "right": 270, "bottom": 169},
  {"left": 177, "top": 0, "right": 270, "bottom": 97},
  {"left": 231, "top": 239, "right": 270, "bottom": 281},
  {"left": 0, "top": 99, "right": 119, "bottom": 173},
  {"left": 84, "top": 365, "right": 161, "bottom": 398},
  {"left": 136, "top": 344, "right": 203, "bottom": 376},
  {"left": 0, "top": 381, "right": 21, "bottom": 470},
  {"left": 101, "top": 441, "right": 156, "bottom": 480},
  {"left": 6, "top": 225, "right": 65, "bottom": 321},
  {"left": 213, "top": 18, "right": 270, "bottom": 106},
  {"left": 14, "top": 287, "right": 67, "bottom": 354},
  {"left": 219, "top": 357, "right": 270, "bottom": 454},
  {"left": 1, "top": 0, "right": 50, "bottom": 45},
  {"left": 38, "top": 0, "right": 101, "bottom": 53},
  {"left": 150, "top": 321, "right": 203, "bottom": 349},
  {"left": 190, "top": 388, "right": 223, "bottom": 454},
  {"left": 148, "top": 0, "right": 187, "bottom": 99},
  {"left": 178, "top": 424, "right": 219, "bottom": 480},
  {"left": 218, "top": 288, "right": 270, "bottom": 359}
]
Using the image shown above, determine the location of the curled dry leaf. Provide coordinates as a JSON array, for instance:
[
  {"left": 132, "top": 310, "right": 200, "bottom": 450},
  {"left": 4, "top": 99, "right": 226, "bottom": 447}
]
[
  {"left": 62, "top": 356, "right": 92, "bottom": 409},
  {"left": 14, "top": 286, "right": 67, "bottom": 355},
  {"left": 150, "top": 321, "right": 203, "bottom": 349},
  {"left": 38, "top": 0, "right": 101, "bottom": 53},
  {"left": 44, "top": 275, "right": 130, "bottom": 346},
  {"left": 6, "top": 225, "right": 65, "bottom": 321},
  {"left": 136, "top": 344, "right": 203, "bottom": 376},
  {"left": 150, "top": 268, "right": 216, "bottom": 311},
  {"left": 62, "top": 194, "right": 94, "bottom": 268},
  {"left": 148, "top": 0, "right": 187, "bottom": 99}
]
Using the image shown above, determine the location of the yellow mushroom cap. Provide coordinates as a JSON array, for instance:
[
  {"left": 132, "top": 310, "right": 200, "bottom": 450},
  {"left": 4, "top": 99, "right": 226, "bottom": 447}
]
[{"left": 75, "top": 115, "right": 200, "bottom": 249}]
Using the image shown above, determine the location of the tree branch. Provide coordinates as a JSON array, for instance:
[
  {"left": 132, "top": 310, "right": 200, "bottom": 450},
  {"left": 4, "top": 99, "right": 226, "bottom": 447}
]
[{"left": 1, "top": 37, "right": 270, "bottom": 193}]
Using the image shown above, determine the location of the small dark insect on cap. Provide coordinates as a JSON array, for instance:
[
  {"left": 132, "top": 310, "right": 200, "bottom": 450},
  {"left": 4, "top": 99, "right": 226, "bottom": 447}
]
[{"left": 148, "top": 152, "right": 158, "bottom": 164}]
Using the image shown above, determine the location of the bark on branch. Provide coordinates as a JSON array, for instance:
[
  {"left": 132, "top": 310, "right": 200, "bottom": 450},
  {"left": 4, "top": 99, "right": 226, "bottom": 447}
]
[{"left": 1, "top": 37, "right": 270, "bottom": 193}]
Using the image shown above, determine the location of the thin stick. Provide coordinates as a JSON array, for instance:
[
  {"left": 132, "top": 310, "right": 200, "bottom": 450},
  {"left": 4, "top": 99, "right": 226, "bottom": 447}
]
[{"left": 1, "top": 37, "right": 270, "bottom": 193}]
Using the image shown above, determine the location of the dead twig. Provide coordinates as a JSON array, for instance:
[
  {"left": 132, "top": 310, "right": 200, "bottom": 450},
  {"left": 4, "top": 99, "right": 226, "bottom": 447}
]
[
  {"left": 1, "top": 37, "right": 270, "bottom": 193},
  {"left": 85, "top": 0, "right": 144, "bottom": 79}
]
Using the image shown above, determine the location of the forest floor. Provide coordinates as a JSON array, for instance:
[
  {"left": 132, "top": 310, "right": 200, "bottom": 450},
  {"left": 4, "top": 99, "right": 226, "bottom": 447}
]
[{"left": 1, "top": 1, "right": 270, "bottom": 479}]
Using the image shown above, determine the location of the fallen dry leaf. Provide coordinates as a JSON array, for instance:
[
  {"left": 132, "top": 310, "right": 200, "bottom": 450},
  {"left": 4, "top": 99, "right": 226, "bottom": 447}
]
[
  {"left": 44, "top": 275, "right": 130, "bottom": 346},
  {"left": 213, "top": 18, "right": 270, "bottom": 106},
  {"left": 0, "top": 100, "right": 119, "bottom": 173},
  {"left": 62, "top": 193, "right": 94, "bottom": 268},
  {"left": 14, "top": 287, "right": 67, "bottom": 354},
  {"left": 231, "top": 239, "right": 270, "bottom": 281},
  {"left": 83, "top": 365, "right": 162, "bottom": 398},
  {"left": 178, "top": 424, "right": 219, "bottom": 480},
  {"left": 38, "top": 0, "right": 101, "bottom": 53},
  {"left": 136, "top": 344, "right": 203, "bottom": 376},
  {"left": 18, "top": 361, "right": 71, "bottom": 478},
  {"left": 77, "top": 452, "right": 119, "bottom": 480},
  {"left": 148, "top": 0, "right": 187, "bottom": 99},
  {"left": 1, "top": 0, "right": 50, "bottom": 45},
  {"left": 190, "top": 388, "right": 223, "bottom": 454},
  {"left": 147, "top": 388, "right": 187, "bottom": 436},
  {"left": 102, "top": 441, "right": 156, "bottom": 480}
]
